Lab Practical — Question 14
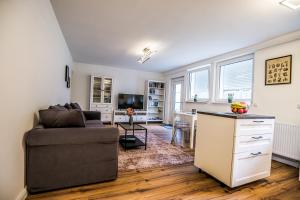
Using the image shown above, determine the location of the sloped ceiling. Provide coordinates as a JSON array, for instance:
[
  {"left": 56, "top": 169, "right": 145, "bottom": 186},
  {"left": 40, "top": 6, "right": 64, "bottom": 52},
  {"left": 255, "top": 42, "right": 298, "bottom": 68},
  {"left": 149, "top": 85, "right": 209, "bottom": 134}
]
[{"left": 51, "top": 0, "right": 300, "bottom": 72}]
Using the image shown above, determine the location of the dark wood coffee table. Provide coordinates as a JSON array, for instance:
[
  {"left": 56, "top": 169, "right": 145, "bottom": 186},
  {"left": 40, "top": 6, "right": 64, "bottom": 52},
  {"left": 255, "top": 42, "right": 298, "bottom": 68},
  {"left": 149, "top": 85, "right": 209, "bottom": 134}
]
[{"left": 117, "top": 123, "right": 147, "bottom": 150}]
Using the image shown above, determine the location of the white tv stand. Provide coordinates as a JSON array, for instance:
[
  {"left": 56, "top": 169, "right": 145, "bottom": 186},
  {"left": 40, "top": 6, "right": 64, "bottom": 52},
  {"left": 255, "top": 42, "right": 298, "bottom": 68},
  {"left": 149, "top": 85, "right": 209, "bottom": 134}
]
[{"left": 113, "top": 110, "right": 147, "bottom": 124}]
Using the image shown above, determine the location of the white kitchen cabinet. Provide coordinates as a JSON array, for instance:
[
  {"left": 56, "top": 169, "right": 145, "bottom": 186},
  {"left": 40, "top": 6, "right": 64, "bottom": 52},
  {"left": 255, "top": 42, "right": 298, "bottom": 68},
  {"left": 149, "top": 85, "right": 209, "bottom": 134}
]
[
  {"left": 194, "top": 112, "right": 275, "bottom": 188},
  {"left": 89, "top": 76, "right": 113, "bottom": 123}
]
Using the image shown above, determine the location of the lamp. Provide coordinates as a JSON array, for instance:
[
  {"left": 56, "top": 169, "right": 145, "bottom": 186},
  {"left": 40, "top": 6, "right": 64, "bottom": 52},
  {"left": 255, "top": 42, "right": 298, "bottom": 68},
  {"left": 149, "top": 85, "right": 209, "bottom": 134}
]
[
  {"left": 137, "top": 48, "right": 157, "bottom": 64},
  {"left": 280, "top": 0, "right": 300, "bottom": 9}
]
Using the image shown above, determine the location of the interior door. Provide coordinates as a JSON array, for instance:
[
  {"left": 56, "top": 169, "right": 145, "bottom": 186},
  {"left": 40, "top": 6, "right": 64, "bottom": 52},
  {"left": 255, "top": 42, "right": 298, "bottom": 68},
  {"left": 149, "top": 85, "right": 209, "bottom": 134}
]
[{"left": 170, "top": 77, "right": 185, "bottom": 119}]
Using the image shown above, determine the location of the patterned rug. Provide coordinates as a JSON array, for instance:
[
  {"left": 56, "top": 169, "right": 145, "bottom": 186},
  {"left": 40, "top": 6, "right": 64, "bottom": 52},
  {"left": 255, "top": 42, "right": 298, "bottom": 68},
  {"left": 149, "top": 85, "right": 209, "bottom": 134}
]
[{"left": 118, "top": 125, "right": 194, "bottom": 171}]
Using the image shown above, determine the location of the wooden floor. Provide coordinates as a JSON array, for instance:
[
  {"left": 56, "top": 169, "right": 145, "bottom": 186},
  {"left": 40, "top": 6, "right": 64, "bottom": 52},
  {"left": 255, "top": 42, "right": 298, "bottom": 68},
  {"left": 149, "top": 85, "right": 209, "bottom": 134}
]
[
  {"left": 27, "top": 161, "right": 300, "bottom": 200},
  {"left": 27, "top": 127, "right": 300, "bottom": 200}
]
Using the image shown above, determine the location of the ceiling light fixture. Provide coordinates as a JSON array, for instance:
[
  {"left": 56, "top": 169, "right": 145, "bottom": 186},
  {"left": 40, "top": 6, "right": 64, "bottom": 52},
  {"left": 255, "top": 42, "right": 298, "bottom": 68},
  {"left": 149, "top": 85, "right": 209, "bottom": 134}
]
[
  {"left": 137, "top": 48, "right": 157, "bottom": 64},
  {"left": 280, "top": 0, "right": 300, "bottom": 9}
]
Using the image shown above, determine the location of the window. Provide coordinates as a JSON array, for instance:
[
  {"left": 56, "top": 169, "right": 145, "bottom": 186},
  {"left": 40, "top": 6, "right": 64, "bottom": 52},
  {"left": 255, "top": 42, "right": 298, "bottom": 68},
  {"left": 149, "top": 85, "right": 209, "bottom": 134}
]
[
  {"left": 187, "top": 66, "right": 210, "bottom": 101},
  {"left": 216, "top": 55, "right": 254, "bottom": 102},
  {"left": 174, "top": 83, "right": 182, "bottom": 112}
]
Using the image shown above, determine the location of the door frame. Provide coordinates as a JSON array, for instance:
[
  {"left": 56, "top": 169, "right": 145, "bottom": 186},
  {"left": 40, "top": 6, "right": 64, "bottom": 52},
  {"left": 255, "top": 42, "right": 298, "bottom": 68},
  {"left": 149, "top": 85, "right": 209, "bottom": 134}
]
[{"left": 170, "top": 76, "right": 185, "bottom": 122}]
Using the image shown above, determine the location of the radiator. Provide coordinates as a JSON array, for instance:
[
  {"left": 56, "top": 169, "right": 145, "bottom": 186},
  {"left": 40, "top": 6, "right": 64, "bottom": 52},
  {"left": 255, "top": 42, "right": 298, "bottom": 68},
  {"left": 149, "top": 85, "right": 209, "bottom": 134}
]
[{"left": 273, "top": 123, "right": 300, "bottom": 161}]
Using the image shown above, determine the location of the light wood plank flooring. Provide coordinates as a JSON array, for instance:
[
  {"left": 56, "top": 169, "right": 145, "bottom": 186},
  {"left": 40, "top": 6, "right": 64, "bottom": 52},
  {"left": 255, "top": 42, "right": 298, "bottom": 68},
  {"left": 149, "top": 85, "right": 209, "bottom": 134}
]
[
  {"left": 27, "top": 160, "right": 300, "bottom": 200},
  {"left": 27, "top": 126, "right": 300, "bottom": 199}
]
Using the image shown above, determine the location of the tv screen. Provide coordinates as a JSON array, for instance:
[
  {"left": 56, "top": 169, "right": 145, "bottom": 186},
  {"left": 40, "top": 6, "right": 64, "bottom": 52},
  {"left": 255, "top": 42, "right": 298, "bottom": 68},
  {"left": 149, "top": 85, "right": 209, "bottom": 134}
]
[{"left": 118, "top": 94, "right": 144, "bottom": 109}]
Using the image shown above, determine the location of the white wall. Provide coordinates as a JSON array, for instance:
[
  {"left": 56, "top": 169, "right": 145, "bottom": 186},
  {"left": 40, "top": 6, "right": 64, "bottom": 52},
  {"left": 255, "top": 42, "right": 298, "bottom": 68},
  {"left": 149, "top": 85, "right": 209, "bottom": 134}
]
[
  {"left": 71, "top": 63, "right": 164, "bottom": 110},
  {"left": 252, "top": 40, "right": 300, "bottom": 125},
  {"left": 0, "top": 1, "right": 73, "bottom": 199},
  {"left": 165, "top": 34, "right": 300, "bottom": 125}
]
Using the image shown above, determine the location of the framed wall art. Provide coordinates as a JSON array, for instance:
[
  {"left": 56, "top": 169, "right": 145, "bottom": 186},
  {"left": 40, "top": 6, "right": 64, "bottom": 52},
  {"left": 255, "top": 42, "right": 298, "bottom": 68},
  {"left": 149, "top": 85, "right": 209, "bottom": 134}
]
[
  {"left": 265, "top": 55, "right": 292, "bottom": 85},
  {"left": 65, "top": 65, "right": 71, "bottom": 88}
]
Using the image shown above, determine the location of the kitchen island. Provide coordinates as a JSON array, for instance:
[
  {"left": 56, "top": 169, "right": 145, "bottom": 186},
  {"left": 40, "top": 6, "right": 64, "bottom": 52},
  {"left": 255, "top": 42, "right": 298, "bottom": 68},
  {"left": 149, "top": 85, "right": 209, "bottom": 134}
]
[{"left": 194, "top": 111, "right": 275, "bottom": 187}]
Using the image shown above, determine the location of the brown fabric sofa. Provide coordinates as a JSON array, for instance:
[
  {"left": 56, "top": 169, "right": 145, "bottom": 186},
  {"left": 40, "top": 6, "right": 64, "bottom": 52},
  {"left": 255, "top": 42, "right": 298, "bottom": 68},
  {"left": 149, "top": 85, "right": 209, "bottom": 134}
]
[{"left": 25, "top": 105, "right": 119, "bottom": 194}]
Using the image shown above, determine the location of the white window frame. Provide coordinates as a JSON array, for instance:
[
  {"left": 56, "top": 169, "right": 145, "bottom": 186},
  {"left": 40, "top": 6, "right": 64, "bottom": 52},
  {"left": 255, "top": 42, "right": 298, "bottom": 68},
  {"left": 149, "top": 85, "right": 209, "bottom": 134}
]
[
  {"left": 186, "top": 65, "right": 211, "bottom": 102},
  {"left": 214, "top": 54, "right": 254, "bottom": 103}
]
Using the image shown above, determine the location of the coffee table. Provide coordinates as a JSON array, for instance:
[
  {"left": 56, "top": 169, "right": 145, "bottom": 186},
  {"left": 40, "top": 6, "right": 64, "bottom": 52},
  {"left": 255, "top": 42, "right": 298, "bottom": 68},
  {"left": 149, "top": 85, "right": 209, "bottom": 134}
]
[{"left": 117, "top": 123, "right": 147, "bottom": 150}]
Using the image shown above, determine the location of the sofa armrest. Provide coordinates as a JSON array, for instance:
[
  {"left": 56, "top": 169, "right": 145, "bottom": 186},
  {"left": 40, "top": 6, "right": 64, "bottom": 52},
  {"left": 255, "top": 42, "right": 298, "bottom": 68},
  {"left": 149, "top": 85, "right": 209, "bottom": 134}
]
[
  {"left": 83, "top": 111, "right": 101, "bottom": 121},
  {"left": 26, "top": 126, "right": 119, "bottom": 146}
]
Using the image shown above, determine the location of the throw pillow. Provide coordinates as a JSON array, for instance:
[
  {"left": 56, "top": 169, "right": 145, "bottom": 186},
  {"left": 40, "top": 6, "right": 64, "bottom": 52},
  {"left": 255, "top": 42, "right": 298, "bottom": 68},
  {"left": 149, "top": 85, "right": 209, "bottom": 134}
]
[
  {"left": 70, "top": 102, "right": 82, "bottom": 110},
  {"left": 64, "top": 103, "right": 72, "bottom": 109},
  {"left": 48, "top": 104, "right": 67, "bottom": 111},
  {"left": 39, "top": 109, "right": 86, "bottom": 128}
]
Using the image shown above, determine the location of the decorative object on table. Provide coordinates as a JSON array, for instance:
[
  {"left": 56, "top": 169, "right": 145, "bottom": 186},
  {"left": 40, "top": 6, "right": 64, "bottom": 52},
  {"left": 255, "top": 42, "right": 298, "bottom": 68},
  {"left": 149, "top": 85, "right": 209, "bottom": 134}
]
[
  {"left": 231, "top": 102, "right": 248, "bottom": 114},
  {"left": 193, "top": 94, "right": 198, "bottom": 102},
  {"left": 192, "top": 109, "right": 197, "bottom": 114},
  {"left": 227, "top": 93, "right": 234, "bottom": 103},
  {"left": 265, "top": 55, "right": 292, "bottom": 85},
  {"left": 65, "top": 65, "right": 71, "bottom": 88},
  {"left": 127, "top": 107, "right": 134, "bottom": 125}
]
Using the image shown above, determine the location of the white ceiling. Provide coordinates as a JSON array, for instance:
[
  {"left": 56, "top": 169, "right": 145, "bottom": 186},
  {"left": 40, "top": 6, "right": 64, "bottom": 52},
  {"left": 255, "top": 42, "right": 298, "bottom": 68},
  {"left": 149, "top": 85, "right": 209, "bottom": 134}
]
[{"left": 51, "top": 0, "right": 300, "bottom": 72}]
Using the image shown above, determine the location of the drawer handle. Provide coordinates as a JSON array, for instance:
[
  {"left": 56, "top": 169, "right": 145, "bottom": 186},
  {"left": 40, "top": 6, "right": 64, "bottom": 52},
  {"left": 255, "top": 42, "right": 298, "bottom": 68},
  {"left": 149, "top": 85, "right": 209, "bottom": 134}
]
[
  {"left": 251, "top": 136, "right": 263, "bottom": 140},
  {"left": 253, "top": 120, "right": 264, "bottom": 123},
  {"left": 250, "top": 152, "right": 262, "bottom": 156}
]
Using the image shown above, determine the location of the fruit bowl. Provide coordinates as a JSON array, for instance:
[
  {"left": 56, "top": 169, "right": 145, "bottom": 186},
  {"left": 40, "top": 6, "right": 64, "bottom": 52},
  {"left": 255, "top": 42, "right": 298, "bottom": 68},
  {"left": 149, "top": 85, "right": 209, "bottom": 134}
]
[{"left": 231, "top": 102, "right": 248, "bottom": 114}]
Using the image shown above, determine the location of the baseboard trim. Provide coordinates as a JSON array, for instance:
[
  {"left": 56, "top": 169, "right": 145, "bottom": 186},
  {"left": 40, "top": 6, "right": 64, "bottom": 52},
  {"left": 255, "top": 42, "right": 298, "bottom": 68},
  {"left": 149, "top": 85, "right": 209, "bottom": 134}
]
[
  {"left": 16, "top": 187, "right": 27, "bottom": 200},
  {"left": 272, "top": 154, "right": 300, "bottom": 168}
]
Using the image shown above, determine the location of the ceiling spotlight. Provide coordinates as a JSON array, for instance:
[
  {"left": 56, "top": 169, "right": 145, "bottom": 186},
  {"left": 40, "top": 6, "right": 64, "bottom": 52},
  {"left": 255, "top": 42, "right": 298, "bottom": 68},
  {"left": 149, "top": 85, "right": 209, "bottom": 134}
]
[
  {"left": 280, "top": 0, "right": 300, "bottom": 9},
  {"left": 137, "top": 48, "right": 157, "bottom": 64}
]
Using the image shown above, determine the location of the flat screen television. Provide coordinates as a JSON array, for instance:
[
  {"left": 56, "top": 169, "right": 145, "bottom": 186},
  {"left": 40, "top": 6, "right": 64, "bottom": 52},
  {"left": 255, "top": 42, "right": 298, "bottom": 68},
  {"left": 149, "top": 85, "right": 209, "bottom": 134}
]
[{"left": 118, "top": 94, "right": 144, "bottom": 110}]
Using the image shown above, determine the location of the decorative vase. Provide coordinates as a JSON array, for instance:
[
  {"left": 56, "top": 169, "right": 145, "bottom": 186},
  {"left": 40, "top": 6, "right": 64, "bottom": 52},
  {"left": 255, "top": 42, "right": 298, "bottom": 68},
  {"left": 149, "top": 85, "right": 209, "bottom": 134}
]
[{"left": 129, "top": 115, "right": 133, "bottom": 126}]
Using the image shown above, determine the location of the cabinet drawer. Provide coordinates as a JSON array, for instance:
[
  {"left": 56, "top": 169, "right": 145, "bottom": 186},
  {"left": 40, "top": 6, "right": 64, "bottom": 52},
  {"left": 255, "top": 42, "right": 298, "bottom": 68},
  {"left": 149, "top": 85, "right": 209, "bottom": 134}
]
[
  {"left": 231, "top": 147, "right": 272, "bottom": 187},
  {"left": 101, "top": 113, "right": 112, "bottom": 122},
  {"left": 91, "top": 104, "right": 112, "bottom": 109},
  {"left": 234, "top": 134, "right": 273, "bottom": 153},
  {"left": 114, "top": 116, "right": 126, "bottom": 122},
  {"left": 90, "top": 107, "right": 101, "bottom": 112},
  {"left": 135, "top": 116, "right": 147, "bottom": 122},
  {"left": 99, "top": 108, "right": 112, "bottom": 113},
  {"left": 91, "top": 108, "right": 111, "bottom": 113},
  {"left": 235, "top": 119, "right": 274, "bottom": 136}
]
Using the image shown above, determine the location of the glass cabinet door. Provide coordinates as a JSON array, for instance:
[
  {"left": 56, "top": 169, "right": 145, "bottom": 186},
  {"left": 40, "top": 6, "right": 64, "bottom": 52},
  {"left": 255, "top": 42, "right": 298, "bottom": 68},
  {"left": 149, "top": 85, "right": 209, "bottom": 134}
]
[
  {"left": 103, "top": 78, "right": 112, "bottom": 103},
  {"left": 93, "top": 77, "right": 102, "bottom": 103}
]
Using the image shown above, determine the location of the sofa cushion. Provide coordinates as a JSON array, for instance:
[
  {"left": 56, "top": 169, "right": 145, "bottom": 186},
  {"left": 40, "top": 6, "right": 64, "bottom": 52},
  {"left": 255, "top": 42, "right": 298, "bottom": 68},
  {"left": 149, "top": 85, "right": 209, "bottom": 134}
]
[
  {"left": 85, "top": 120, "right": 104, "bottom": 128},
  {"left": 39, "top": 109, "right": 86, "bottom": 128},
  {"left": 83, "top": 111, "right": 101, "bottom": 120},
  {"left": 26, "top": 127, "right": 119, "bottom": 146},
  {"left": 70, "top": 102, "right": 82, "bottom": 110}
]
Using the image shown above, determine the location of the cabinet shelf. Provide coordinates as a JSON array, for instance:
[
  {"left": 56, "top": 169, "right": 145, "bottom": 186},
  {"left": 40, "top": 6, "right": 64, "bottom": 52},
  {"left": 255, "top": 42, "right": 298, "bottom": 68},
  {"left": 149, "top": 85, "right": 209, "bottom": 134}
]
[{"left": 145, "top": 80, "right": 166, "bottom": 123}]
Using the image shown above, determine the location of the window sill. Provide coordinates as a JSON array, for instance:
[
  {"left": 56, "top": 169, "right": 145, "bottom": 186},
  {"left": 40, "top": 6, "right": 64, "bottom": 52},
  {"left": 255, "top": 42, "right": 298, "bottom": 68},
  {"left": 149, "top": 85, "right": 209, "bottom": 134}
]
[
  {"left": 185, "top": 100, "right": 209, "bottom": 104},
  {"left": 212, "top": 99, "right": 252, "bottom": 105}
]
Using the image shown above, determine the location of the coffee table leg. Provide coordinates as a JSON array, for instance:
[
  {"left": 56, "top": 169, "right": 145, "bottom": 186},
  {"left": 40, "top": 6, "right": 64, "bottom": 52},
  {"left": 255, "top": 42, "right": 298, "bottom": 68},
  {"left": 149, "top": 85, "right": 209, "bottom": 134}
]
[
  {"left": 145, "top": 129, "right": 147, "bottom": 150},
  {"left": 125, "top": 129, "right": 127, "bottom": 151}
]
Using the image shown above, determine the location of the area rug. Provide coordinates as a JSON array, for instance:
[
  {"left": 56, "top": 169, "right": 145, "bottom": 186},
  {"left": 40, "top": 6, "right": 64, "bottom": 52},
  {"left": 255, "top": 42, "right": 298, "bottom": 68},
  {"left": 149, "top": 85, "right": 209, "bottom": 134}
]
[{"left": 118, "top": 125, "right": 194, "bottom": 171}]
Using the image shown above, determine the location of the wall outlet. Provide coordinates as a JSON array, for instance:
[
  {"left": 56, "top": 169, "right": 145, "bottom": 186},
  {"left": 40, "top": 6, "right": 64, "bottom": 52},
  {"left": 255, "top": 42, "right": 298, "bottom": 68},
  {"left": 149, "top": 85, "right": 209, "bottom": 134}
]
[{"left": 297, "top": 104, "right": 300, "bottom": 109}]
